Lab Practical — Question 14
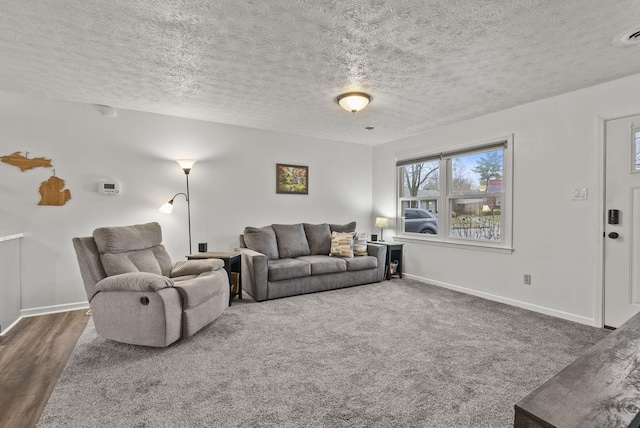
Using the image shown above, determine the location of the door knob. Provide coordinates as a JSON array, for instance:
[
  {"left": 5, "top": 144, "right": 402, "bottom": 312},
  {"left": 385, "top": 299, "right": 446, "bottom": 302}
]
[{"left": 608, "top": 232, "right": 619, "bottom": 239}]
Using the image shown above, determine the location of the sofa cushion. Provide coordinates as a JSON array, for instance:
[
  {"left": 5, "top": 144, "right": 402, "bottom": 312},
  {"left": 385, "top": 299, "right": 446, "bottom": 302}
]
[
  {"left": 244, "top": 226, "right": 279, "bottom": 260},
  {"left": 303, "top": 223, "right": 332, "bottom": 255},
  {"left": 329, "top": 222, "right": 357, "bottom": 233},
  {"left": 268, "top": 258, "right": 311, "bottom": 281},
  {"left": 272, "top": 223, "right": 311, "bottom": 258},
  {"left": 353, "top": 232, "right": 368, "bottom": 256},
  {"left": 345, "top": 256, "right": 378, "bottom": 271},
  {"left": 296, "top": 255, "right": 347, "bottom": 275},
  {"left": 329, "top": 231, "right": 355, "bottom": 258}
]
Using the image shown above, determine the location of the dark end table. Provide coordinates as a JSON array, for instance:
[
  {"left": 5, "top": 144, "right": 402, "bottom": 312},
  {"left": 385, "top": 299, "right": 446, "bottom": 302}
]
[
  {"left": 187, "top": 251, "right": 242, "bottom": 305},
  {"left": 369, "top": 241, "right": 404, "bottom": 280}
]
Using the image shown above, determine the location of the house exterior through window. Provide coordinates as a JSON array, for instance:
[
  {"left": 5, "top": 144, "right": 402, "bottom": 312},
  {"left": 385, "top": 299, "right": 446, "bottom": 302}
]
[{"left": 396, "top": 136, "right": 513, "bottom": 251}]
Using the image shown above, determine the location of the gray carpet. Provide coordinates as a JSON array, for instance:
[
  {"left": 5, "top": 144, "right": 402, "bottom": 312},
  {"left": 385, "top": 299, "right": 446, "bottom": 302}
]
[{"left": 38, "top": 279, "right": 609, "bottom": 427}]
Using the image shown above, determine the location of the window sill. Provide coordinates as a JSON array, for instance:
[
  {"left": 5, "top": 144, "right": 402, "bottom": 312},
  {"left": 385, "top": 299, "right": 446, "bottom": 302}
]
[{"left": 393, "top": 235, "right": 514, "bottom": 254}]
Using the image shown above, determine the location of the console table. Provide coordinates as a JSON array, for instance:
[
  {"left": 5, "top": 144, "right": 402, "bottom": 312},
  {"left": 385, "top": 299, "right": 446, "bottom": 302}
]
[
  {"left": 514, "top": 311, "right": 640, "bottom": 427},
  {"left": 187, "top": 251, "right": 242, "bottom": 305}
]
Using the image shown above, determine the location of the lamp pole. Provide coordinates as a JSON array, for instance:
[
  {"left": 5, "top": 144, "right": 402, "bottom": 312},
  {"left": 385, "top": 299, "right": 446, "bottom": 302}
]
[
  {"left": 159, "top": 160, "right": 196, "bottom": 255},
  {"left": 176, "top": 159, "right": 196, "bottom": 255},
  {"left": 184, "top": 169, "right": 192, "bottom": 254}
]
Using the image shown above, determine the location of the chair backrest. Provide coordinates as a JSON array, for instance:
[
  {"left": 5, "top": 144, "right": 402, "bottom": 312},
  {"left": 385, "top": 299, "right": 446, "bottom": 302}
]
[
  {"left": 93, "top": 222, "right": 173, "bottom": 277},
  {"left": 73, "top": 222, "right": 173, "bottom": 301},
  {"left": 72, "top": 236, "right": 107, "bottom": 302}
]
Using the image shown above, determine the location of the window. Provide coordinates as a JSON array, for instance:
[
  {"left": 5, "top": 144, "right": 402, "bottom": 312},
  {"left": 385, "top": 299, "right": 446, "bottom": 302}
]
[
  {"left": 634, "top": 130, "right": 640, "bottom": 171},
  {"left": 397, "top": 137, "right": 513, "bottom": 250}
]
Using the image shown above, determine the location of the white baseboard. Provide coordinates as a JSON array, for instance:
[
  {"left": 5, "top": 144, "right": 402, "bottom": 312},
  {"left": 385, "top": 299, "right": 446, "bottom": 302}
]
[
  {"left": 404, "top": 274, "right": 596, "bottom": 327},
  {"left": 0, "top": 316, "right": 23, "bottom": 336},
  {"left": 21, "top": 301, "right": 90, "bottom": 319}
]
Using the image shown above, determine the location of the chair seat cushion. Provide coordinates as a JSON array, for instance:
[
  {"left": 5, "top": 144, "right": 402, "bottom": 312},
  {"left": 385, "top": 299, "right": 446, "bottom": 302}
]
[
  {"left": 345, "top": 256, "right": 378, "bottom": 271},
  {"left": 268, "top": 258, "right": 311, "bottom": 281},
  {"left": 172, "top": 272, "right": 221, "bottom": 310},
  {"left": 296, "top": 255, "right": 347, "bottom": 275}
]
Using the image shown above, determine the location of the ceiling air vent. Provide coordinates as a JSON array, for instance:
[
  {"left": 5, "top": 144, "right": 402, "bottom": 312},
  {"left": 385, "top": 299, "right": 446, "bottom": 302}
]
[{"left": 613, "top": 26, "right": 640, "bottom": 46}]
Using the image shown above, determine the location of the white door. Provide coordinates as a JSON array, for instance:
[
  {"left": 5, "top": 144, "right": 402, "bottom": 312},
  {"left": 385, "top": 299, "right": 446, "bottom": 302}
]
[{"left": 604, "top": 114, "right": 640, "bottom": 327}]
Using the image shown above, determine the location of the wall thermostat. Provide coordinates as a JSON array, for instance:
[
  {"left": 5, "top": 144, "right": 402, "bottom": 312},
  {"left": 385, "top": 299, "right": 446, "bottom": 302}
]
[{"left": 99, "top": 181, "right": 121, "bottom": 195}]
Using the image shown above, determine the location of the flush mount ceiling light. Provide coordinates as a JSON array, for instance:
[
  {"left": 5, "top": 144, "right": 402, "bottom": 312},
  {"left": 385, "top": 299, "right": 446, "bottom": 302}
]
[{"left": 337, "top": 92, "right": 371, "bottom": 113}]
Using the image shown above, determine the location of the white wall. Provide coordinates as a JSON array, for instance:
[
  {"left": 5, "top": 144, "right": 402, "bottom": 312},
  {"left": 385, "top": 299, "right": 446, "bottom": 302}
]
[
  {"left": 373, "top": 73, "right": 640, "bottom": 326},
  {"left": 5, "top": 72, "right": 639, "bottom": 324},
  {"left": 0, "top": 91, "right": 373, "bottom": 314}
]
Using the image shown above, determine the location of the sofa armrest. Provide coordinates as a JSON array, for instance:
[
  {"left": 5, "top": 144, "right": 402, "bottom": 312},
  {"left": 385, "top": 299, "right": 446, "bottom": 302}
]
[
  {"left": 95, "top": 272, "right": 174, "bottom": 293},
  {"left": 366, "top": 243, "right": 387, "bottom": 282},
  {"left": 235, "top": 247, "right": 269, "bottom": 301},
  {"left": 170, "top": 259, "right": 225, "bottom": 278}
]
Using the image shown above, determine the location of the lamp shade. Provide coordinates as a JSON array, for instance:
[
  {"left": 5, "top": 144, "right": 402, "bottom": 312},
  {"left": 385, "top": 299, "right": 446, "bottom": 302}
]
[
  {"left": 337, "top": 92, "right": 371, "bottom": 113},
  {"left": 159, "top": 200, "right": 174, "bottom": 214},
  {"left": 374, "top": 217, "right": 389, "bottom": 228},
  {"left": 177, "top": 159, "right": 196, "bottom": 170}
]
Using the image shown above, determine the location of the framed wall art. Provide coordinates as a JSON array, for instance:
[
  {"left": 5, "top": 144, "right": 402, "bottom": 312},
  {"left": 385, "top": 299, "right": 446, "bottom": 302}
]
[{"left": 276, "top": 163, "right": 308, "bottom": 194}]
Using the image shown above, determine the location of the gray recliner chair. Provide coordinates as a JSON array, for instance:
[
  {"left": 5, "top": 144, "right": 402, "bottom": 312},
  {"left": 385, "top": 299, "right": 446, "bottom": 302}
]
[{"left": 72, "top": 222, "right": 229, "bottom": 347}]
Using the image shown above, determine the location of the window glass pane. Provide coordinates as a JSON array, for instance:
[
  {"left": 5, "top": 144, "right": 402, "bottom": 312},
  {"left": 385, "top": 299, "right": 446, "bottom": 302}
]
[
  {"left": 396, "top": 138, "right": 510, "bottom": 247},
  {"left": 449, "top": 149, "right": 503, "bottom": 196},
  {"left": 450, "top": 198, "right": 501, "bottom": 241},
  {"left": 635, "top": 130, "right": 640, "bottom": 171},
  {"left": 399, "top": 160, "right": 440, "bottom": 198},
  {"left": 401, "top": 203, "right": 438, "bottom": 235}
]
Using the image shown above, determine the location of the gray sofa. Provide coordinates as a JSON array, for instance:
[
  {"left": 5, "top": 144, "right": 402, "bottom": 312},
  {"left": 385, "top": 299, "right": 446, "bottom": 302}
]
[{"left": 236, "top": 222, "right": 386, "bottom": 301}]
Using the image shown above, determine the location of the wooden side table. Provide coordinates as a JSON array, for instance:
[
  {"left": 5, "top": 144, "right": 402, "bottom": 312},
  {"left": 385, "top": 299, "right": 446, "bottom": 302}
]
[
  {"left": 369, "top": 241, "right": 404, "bottom": 280},
  {"left": 187, "top": 251, "right": 242, "bottom": 305}
]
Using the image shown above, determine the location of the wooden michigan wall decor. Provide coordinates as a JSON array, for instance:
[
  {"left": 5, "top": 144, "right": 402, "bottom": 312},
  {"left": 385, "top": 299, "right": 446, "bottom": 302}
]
[
  {"left": 38, "top": 174, "right": 71, "bottom": 206},
  {"left": 1, "top": 151, "right": 52, "bottom": 171},
  {"left": 1, "top": 151, "right": 71, "bottom": 206}
]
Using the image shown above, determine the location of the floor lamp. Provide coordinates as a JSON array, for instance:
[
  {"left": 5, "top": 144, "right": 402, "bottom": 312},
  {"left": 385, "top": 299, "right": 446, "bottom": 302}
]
[{"left": 159, "top": 159, "right": 195, "bottom": 254}]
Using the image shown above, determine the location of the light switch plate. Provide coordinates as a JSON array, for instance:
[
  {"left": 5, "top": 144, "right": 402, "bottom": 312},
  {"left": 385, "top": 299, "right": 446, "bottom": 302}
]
[{"left": 571, "top": 188, "right": 588, "bottom": 200}]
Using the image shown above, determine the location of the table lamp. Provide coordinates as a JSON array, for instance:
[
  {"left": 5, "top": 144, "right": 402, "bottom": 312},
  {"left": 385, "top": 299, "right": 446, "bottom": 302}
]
[{"left": 375, "top": 217, "right": 389, "bottom": 242}]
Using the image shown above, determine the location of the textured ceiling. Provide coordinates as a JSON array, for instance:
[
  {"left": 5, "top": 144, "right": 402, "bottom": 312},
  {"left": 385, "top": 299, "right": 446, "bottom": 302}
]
[{"left": 0, "top": 0, "right": 639, "bottom": 145}]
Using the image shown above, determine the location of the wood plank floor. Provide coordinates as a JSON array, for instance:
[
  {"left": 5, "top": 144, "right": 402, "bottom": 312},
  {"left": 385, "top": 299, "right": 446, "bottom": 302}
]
[{"left": 0, "top": 310, "right": 89, "bottom": 428}]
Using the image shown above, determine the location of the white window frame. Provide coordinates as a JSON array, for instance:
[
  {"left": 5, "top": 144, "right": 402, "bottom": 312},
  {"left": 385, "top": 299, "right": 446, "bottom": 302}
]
[
  {"left": 395, "top": 135, "right": 514, "bottom": 253},
  {"left": 632, "top": 128, "right": 640, "bottom": 173}
]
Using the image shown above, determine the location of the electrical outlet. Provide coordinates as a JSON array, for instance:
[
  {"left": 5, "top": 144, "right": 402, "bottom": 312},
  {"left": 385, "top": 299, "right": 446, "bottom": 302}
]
[{"left": 524, "top": 274, "right": 532, "bottom": 285}]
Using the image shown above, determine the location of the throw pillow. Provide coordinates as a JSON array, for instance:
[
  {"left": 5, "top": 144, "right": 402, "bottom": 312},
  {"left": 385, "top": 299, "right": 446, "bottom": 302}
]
[
  {"left": 353, "top": 232, "right": 368, "bottom": 256},
  {"left": 303, "top": 223, "right": 332, "bottom": 255},
  {"left": 272, "top": 223, "right": 311, "bottom": 259},
  {"left": 329, "top": 221, "right": 357, "bottom": 233},
  {"left": 243, "top": 226, "right": 279, "bottom": 260},
  {"left": 329, "top": 231, "right": 355, "bottom": 258}
]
